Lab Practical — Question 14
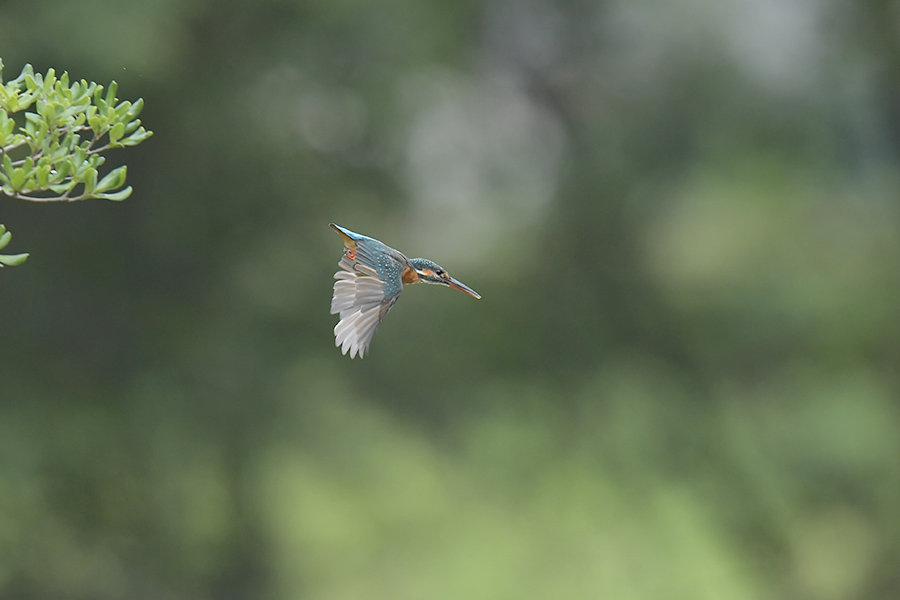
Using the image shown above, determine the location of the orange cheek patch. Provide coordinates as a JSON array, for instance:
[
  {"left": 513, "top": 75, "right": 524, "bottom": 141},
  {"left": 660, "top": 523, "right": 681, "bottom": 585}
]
[
  {"left": 401, "top": 267, "right": 420, "bottom": 284},
  {"left": 347, "top": 249, "right": 356, "bottom": 260}
]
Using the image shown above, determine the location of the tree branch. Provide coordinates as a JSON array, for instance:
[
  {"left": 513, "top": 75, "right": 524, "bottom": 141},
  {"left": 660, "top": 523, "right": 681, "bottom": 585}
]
[{"left": 0, "top": 190, "right": 87, "bottom": 202}]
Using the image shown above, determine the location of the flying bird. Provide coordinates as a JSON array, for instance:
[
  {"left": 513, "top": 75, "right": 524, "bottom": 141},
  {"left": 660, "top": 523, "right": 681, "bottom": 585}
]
[{"left": 329, "top": 223, "right": 480, "bottom": 358}]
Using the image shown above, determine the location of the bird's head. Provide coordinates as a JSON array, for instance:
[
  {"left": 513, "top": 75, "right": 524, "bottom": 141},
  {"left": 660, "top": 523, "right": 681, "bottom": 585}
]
[{"left": 409, "top": 258, "right": 481, "bottom": 299}]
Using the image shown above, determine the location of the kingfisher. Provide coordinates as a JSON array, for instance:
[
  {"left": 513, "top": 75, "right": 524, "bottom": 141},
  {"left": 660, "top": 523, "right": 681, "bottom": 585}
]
[{"left": 329, "top": 223, "right": 481, "bottom": 358}]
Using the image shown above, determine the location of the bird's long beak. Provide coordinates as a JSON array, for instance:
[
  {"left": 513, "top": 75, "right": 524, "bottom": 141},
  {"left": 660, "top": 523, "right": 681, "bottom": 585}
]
[{"left": 446, "top": 276, "right": 481, "bottom": 299}]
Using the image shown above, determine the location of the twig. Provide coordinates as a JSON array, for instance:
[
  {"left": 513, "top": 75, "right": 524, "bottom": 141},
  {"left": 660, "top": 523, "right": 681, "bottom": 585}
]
[{"left": 0, "top": 190, "right": 86, "bottom": 202}]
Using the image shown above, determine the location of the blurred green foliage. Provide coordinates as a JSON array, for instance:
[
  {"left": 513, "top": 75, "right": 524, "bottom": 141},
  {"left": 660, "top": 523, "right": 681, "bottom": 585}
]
[{"left": 2, "top": 1, "right": 900, "bottom": 599}]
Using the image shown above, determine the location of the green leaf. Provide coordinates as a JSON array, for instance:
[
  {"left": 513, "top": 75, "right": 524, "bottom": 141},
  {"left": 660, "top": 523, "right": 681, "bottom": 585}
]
[
  {"left": 36, "top": 164, "right": 51, "bottom": 188},
  {"left": 105, "top": 81, "right": 118, "bottom": 107},
  {"left": 109, "top": 121, "right": 125, "bottom": 144},
  {"left": 83, "top": 166, "right": 98, "bottom": 195},
  {"left": 2, "top": 115, "right": 16, "bottom": 137},
  {"left": 38, "top": 100, "right": 58, "bottom": 122},
  {"left": 89, "top": 114, "right": 103, "bottom": 136},
  {"left": 122, "top": 127, "right": 152, "bottom": 146},
  {"left": 95, "top": 186, "right": 132, "bottom": 201},
  {"left": 126, "top": 97, "right": 144, "bottom": 119},
  {"left": 115, "top": 100, "right": 132, "bottom": 119},
  {"left": 16, "top": 92, "right": 35, "bottom": 111},
  {"left": 11, "top": 64, "right": 33, "bottom": 86},
  {"left": 0, "top": 228, "right": 11, "bottom": 249},
  {"left": 95, "top": 165, "right": 127, "bottom": 193},
  {"left": 10, "top": 167, "right": 26, "bottom": 191},
  {"left": 49, "top": 181, "right": 77, "bottom": 194},
  {"left": 43, "top": 68, "right": 56, "bottom": 94},
  {"left": 55, "top": 159, "right": 72, "bottom": 179},
  {"left": 0, "top": 252, "right": 29, "bottom": 266}
]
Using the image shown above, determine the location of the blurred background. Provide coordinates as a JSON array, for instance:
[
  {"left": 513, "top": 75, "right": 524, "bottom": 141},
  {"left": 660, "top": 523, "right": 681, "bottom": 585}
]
[{"left": 2, "top": 0, "right": 900, "bottom": 598}]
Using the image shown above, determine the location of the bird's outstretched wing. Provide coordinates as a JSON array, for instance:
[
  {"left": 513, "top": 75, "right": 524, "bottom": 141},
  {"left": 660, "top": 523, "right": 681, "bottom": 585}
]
[{"left": 330, "top": 253, "right": 403, "bottom": 358}]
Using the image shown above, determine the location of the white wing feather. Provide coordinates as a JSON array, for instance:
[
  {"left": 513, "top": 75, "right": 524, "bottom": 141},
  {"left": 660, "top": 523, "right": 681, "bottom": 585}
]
[{"left": 330, "top": 256, "right": 398, "bottom": 358}]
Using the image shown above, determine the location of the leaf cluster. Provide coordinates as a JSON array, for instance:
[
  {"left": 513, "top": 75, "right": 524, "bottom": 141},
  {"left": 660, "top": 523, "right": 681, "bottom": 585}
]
[
  {"left": 0, "top": 60, "right": 152, "bottom": 202},
  {"left": 0, "top": 59, "right": 153, "bottom": 266}
]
